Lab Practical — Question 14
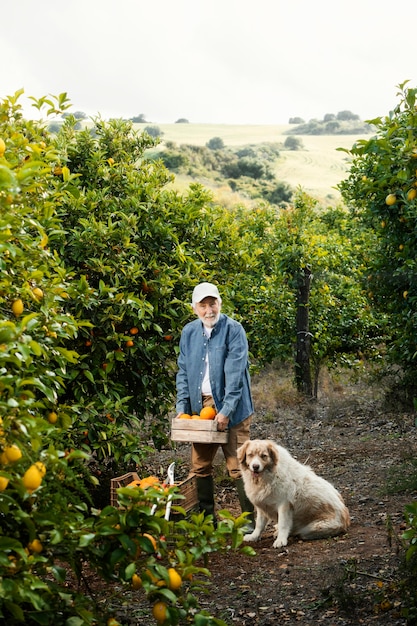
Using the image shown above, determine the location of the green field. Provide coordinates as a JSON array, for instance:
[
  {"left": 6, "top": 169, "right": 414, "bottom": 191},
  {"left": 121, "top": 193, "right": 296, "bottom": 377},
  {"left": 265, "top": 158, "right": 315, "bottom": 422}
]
[{"left": 150, "top": 123, "right": 369, "bottom": 205}]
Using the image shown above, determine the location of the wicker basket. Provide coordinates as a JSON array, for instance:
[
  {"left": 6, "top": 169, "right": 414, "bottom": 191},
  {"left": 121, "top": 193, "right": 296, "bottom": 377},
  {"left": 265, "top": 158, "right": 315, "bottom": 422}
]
[{"left": 110, "top": 471, "right": 198, "bottom": 514}]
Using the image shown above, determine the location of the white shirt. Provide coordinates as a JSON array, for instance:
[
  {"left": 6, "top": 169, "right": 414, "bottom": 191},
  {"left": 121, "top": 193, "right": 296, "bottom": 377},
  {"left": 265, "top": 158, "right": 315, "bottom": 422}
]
[{"left": 201, "top": 326, "right": 213, "bottom": 395}]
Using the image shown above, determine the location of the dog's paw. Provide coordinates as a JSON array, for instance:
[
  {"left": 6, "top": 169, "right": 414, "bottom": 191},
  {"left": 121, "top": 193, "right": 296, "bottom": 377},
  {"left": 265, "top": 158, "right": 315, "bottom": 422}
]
[
  {"left": 243, "top": 532, "right": 259, "bottom": 542},
  {"left": 272, "top": 537, "right": 288, "bottom": 549}
]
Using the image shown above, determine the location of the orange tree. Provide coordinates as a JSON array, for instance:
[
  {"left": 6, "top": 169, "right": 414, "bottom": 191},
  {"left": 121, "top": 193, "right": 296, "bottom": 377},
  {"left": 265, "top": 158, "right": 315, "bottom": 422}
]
[
  {"left": 338, "top": 81, "right": 417, "bottom": 391},
  {"left": 0, "top": 91, "right": 254, "bottom": 625},
  {"left": 202, "top": 194, "right": 382, "bottom": 397},
  {"left": 44, "top": 115, "right": 216, "bottom": 470}
]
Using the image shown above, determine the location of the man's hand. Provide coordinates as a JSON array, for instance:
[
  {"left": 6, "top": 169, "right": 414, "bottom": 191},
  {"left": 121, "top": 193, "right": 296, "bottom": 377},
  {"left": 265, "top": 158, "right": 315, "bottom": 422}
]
[{"left": 216, "top": 413, "right": 229, "bottom": 431}]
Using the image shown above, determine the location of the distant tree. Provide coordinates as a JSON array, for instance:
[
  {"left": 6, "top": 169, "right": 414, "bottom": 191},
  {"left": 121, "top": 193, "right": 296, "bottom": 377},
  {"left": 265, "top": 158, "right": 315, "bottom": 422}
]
[
  {"left": 236, "top": 147, "right": 256, "bottom": 158},
  {"left": 62, "top": 111, "right": 86, "bottom": 120},
  {"left": 325, "top": 121, "right": 341, "bottom": 133},
  {"left": 131, "top": 114, "right": 148, "bottom": 123},
  {"left": 48, "top": 122, "right": 62, "bottom": 133},
  {"left": 265, "top": 181, "right": 293, "bottom": 205},
  {"left": 289, "top": 117, "right": 305, "bottom": 124},
  {"left": 284, "top": 136, "right": 303, "bottom": 151},
  {"left": 159, "top": 150, "right": 188, "bottom": 170},
  {"left": 206, "top": 136, "right": 224, "bottom": 150},
  {"left": 336, "top": 110, "right": 360, "bottom": 121},
  {"left": 175, "top": 118, "right": 189, "bottom": 123},
  {"left": 323, "top": 113, "right": 336, "bottom": 122},
  {"left": 145, "top": 125, "right": 163, "bottom": 138}
]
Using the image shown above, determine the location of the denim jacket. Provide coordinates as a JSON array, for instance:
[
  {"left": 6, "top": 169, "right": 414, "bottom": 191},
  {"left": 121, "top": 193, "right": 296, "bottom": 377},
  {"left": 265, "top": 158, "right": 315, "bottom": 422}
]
[{"left": 175, "top": 313, "right": 254, "bottom": 427}]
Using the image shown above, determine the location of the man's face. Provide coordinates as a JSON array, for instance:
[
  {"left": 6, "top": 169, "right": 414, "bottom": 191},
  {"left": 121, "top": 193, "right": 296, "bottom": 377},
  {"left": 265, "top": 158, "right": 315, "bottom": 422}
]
[{"left": 193, "top": 296, "right": 221, "bottom": 327}]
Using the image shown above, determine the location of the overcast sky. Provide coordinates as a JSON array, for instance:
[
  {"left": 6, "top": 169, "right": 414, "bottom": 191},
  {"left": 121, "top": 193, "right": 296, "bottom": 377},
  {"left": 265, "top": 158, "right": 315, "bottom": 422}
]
[{"left": 2, "top": 0, "right": 417, "bottom": 125}]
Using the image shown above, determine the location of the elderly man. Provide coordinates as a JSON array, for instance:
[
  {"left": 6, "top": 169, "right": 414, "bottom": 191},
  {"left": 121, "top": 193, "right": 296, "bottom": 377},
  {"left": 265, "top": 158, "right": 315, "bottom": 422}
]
[{"left": 175, "top": 282, "right": 254, "bottom": 529}]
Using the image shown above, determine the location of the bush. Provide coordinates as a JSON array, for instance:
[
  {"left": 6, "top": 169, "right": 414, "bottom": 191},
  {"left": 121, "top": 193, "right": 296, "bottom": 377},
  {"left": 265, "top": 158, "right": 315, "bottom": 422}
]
[
  {"left": 206, "top": 136, "right": 224, "bottom": 150},
  {"left": 284, "top": 136, "right": 303, "bottom": 151},
  {"left": 145, "top": 125, "right": 163, "bottom": 138}
]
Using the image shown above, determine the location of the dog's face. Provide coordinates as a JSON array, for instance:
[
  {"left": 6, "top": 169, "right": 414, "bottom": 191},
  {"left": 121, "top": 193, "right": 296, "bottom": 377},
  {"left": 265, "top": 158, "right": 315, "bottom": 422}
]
[{"left": 237, "top": 439, "right": 279, "bottom": 475}]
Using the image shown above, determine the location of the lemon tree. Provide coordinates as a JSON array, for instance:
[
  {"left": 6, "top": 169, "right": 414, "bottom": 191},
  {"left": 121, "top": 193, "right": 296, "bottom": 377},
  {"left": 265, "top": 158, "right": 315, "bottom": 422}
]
[{"left": 339, "top": 81, "right": 417, "bottom": 385}]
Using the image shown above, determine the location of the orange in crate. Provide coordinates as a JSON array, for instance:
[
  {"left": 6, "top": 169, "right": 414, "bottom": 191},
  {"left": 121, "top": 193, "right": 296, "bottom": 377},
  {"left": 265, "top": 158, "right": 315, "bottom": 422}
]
[
  {"left": 199, "top": 407, "right": 216, "bottom": 420},
  {"left": 110, "top": 471, "right": 198, "bottom": 513}
]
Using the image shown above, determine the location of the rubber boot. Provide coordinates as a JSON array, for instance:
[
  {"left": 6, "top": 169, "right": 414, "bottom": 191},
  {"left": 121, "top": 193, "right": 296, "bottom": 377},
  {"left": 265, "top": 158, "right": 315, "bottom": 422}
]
[
  {"left": 235, "top": 478, "right": 255, "bottom": 533},
  {"left": 196, "top": 476, "right": 217, "bottom": 525}
]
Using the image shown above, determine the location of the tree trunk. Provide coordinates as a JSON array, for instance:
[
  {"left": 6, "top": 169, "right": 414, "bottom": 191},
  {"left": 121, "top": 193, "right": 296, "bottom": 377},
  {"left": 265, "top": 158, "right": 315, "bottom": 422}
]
[{"left": 295, "top": 266, "right": 313, "bottom": 397}]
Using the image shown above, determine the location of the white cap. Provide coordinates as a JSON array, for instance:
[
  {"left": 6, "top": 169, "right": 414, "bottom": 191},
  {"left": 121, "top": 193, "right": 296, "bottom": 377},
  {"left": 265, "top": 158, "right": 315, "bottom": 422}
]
[{"left": 192, "top": 282, "right": 222, "bottom": 306}]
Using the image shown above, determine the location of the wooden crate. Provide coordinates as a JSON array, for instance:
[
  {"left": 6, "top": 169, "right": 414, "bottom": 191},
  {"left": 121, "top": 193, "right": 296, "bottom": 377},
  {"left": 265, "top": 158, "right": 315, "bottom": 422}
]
[
  {"left": 171, "top": 417, "right": 228, "bottom": 444},
  {"left": 110, "top": 471, "right": 198, "bottom": 513}
]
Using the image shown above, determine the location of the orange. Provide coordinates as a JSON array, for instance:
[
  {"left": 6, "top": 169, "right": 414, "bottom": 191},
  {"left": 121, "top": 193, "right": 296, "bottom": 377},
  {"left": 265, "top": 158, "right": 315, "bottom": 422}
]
[
  {"left": 199, "top": 406, "right": 216, "bottom": 420},
  {"left": 178, "top": 413, "right": 191, "bottom": 419},
  {"left": 139, "top": 475, "right": 160, "bottom": 489},
  {"left": 152, "top": 601, "right": 167, "bottom": 624},
  {"left": 129, "top": 327, "right": 139, "bottom": 335},
  {"left": 143, "top": 533, "right": 157, "bottom": 551},
  {"left": 125, "top": 339, "right": 134, "bottom": 348}
]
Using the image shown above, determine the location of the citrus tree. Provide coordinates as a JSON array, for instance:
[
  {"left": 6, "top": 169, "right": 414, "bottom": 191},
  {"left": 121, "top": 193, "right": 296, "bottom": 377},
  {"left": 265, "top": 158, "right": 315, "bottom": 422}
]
[
  {"left": 203, "top": 193, "right": 382, "bottom": 396},
  {"left": 338, "top": 81, "right": 417, "bottom": 389},
  {"left": 0, "top": 91, "right": 254, "bottom": 625}
]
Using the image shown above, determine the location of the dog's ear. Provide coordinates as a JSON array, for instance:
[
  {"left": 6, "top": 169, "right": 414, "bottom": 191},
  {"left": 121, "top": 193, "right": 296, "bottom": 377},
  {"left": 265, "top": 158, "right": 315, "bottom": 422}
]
[
  {"left": 266, "top": 441, "right": 279, "bottom": 466},
  {"left": 237, "top": 440, "right": 249, "bottom": 465}
]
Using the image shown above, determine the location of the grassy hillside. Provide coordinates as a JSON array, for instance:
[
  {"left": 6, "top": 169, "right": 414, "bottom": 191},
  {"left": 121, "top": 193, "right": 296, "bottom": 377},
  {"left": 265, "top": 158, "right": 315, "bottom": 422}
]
[{"left": 147, "top": 123, "right": 369, "bottom": 205}]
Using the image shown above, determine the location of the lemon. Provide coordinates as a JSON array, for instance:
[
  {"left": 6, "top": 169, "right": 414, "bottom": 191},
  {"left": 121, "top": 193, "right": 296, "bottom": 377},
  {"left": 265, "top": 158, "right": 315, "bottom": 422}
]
[
  {"left": 385, "top": 193, "right": 397, "bottom": 206},
  {"left": 407, "top": 188, "right": 417, "bottom": 201},
  {"left": 0, "top": 476, "right": 9, "bottom": 491},
  {"left": 22, "top": 464, "right": 43, "bottom": 492},
  {"left": 167, "top": 567, "right": 182, "bottom": 590},
  {"left": 28, "top": 539, "right": 43, "bottom": 553},
  {"left": 47, "top": 411, "right": 58, "bottom": 424},
  {"left": 4, "top": 444, "right": 22, "bottom": 463},
  {"left": 152, "top": 601, "right": 168, "bottom": 624},
  {"left": 35, "top": 461, "right": 46, "bottom": 477},
  {"left": 12, "top": 299, "right": 24, "bottom": 317},
  {"left": 0, "top": 138, "right": 5, "bottom": 157},
  {"left": 132, "top": 573, "right": 142, "bottom": 589},
  {"left": 32, "top": 287, "right": 44, "bottom": 300}
]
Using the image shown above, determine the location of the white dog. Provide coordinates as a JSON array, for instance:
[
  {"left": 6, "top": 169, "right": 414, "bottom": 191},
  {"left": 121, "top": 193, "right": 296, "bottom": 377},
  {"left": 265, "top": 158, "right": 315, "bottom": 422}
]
[{"left": 237, "top": 439, "right": 350, "bottom": 549}]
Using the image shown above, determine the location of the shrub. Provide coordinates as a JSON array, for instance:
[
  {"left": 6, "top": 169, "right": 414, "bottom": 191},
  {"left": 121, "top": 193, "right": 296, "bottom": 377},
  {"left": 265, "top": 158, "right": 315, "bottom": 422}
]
[{"left": 206, "top": 136, "right": 224, "bottom": 150}]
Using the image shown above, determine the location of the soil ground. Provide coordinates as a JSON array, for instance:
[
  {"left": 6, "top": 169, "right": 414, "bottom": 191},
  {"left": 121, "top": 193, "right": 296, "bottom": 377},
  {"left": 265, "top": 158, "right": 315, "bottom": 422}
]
[{"left": 84, "top": 368, "right": 417, "bottom": 625}]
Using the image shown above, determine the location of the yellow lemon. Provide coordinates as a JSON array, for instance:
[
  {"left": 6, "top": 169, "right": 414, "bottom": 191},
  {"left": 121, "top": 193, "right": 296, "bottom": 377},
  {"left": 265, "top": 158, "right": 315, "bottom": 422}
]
[
  {"left": 22, "top": 465, "right": 43, "bottom": 492},
  {"left": 35, "top": 461, "right": 46, "bottom": 477},
  {"left": 131, "top": 573, "right": 142, "bottom": 589},
  {"left": 152, "top": 601, "right": 168, "bottom": 624},
  {"left": 385, "top": 194, "right": 397, "bottom": 206},
  {"left": 47, "top": 411, "right": 58, "bottom": 424},
  {"left": 0, "top": 138, "right": 6, "bottom": 157},
  {"left": 28, "top": 539, "right": 43, "bottom": 553},
  {"left": 0, "top": 476, "right": 9, "bottom": 491},
  {"left": 12, "top": 299, "right": 24, "bottom": 317},
  {"left": 32, "top": 287, "right": 44, "bottom": 300},
  {"left": 4, "top": 444, "right": 22, "bottom": 463},
  {"left": 167, "top": 567, "right": 182, "bottom": 590},
  {"left": 407, "top": 188, "right": 417, "bottom": 201}
]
